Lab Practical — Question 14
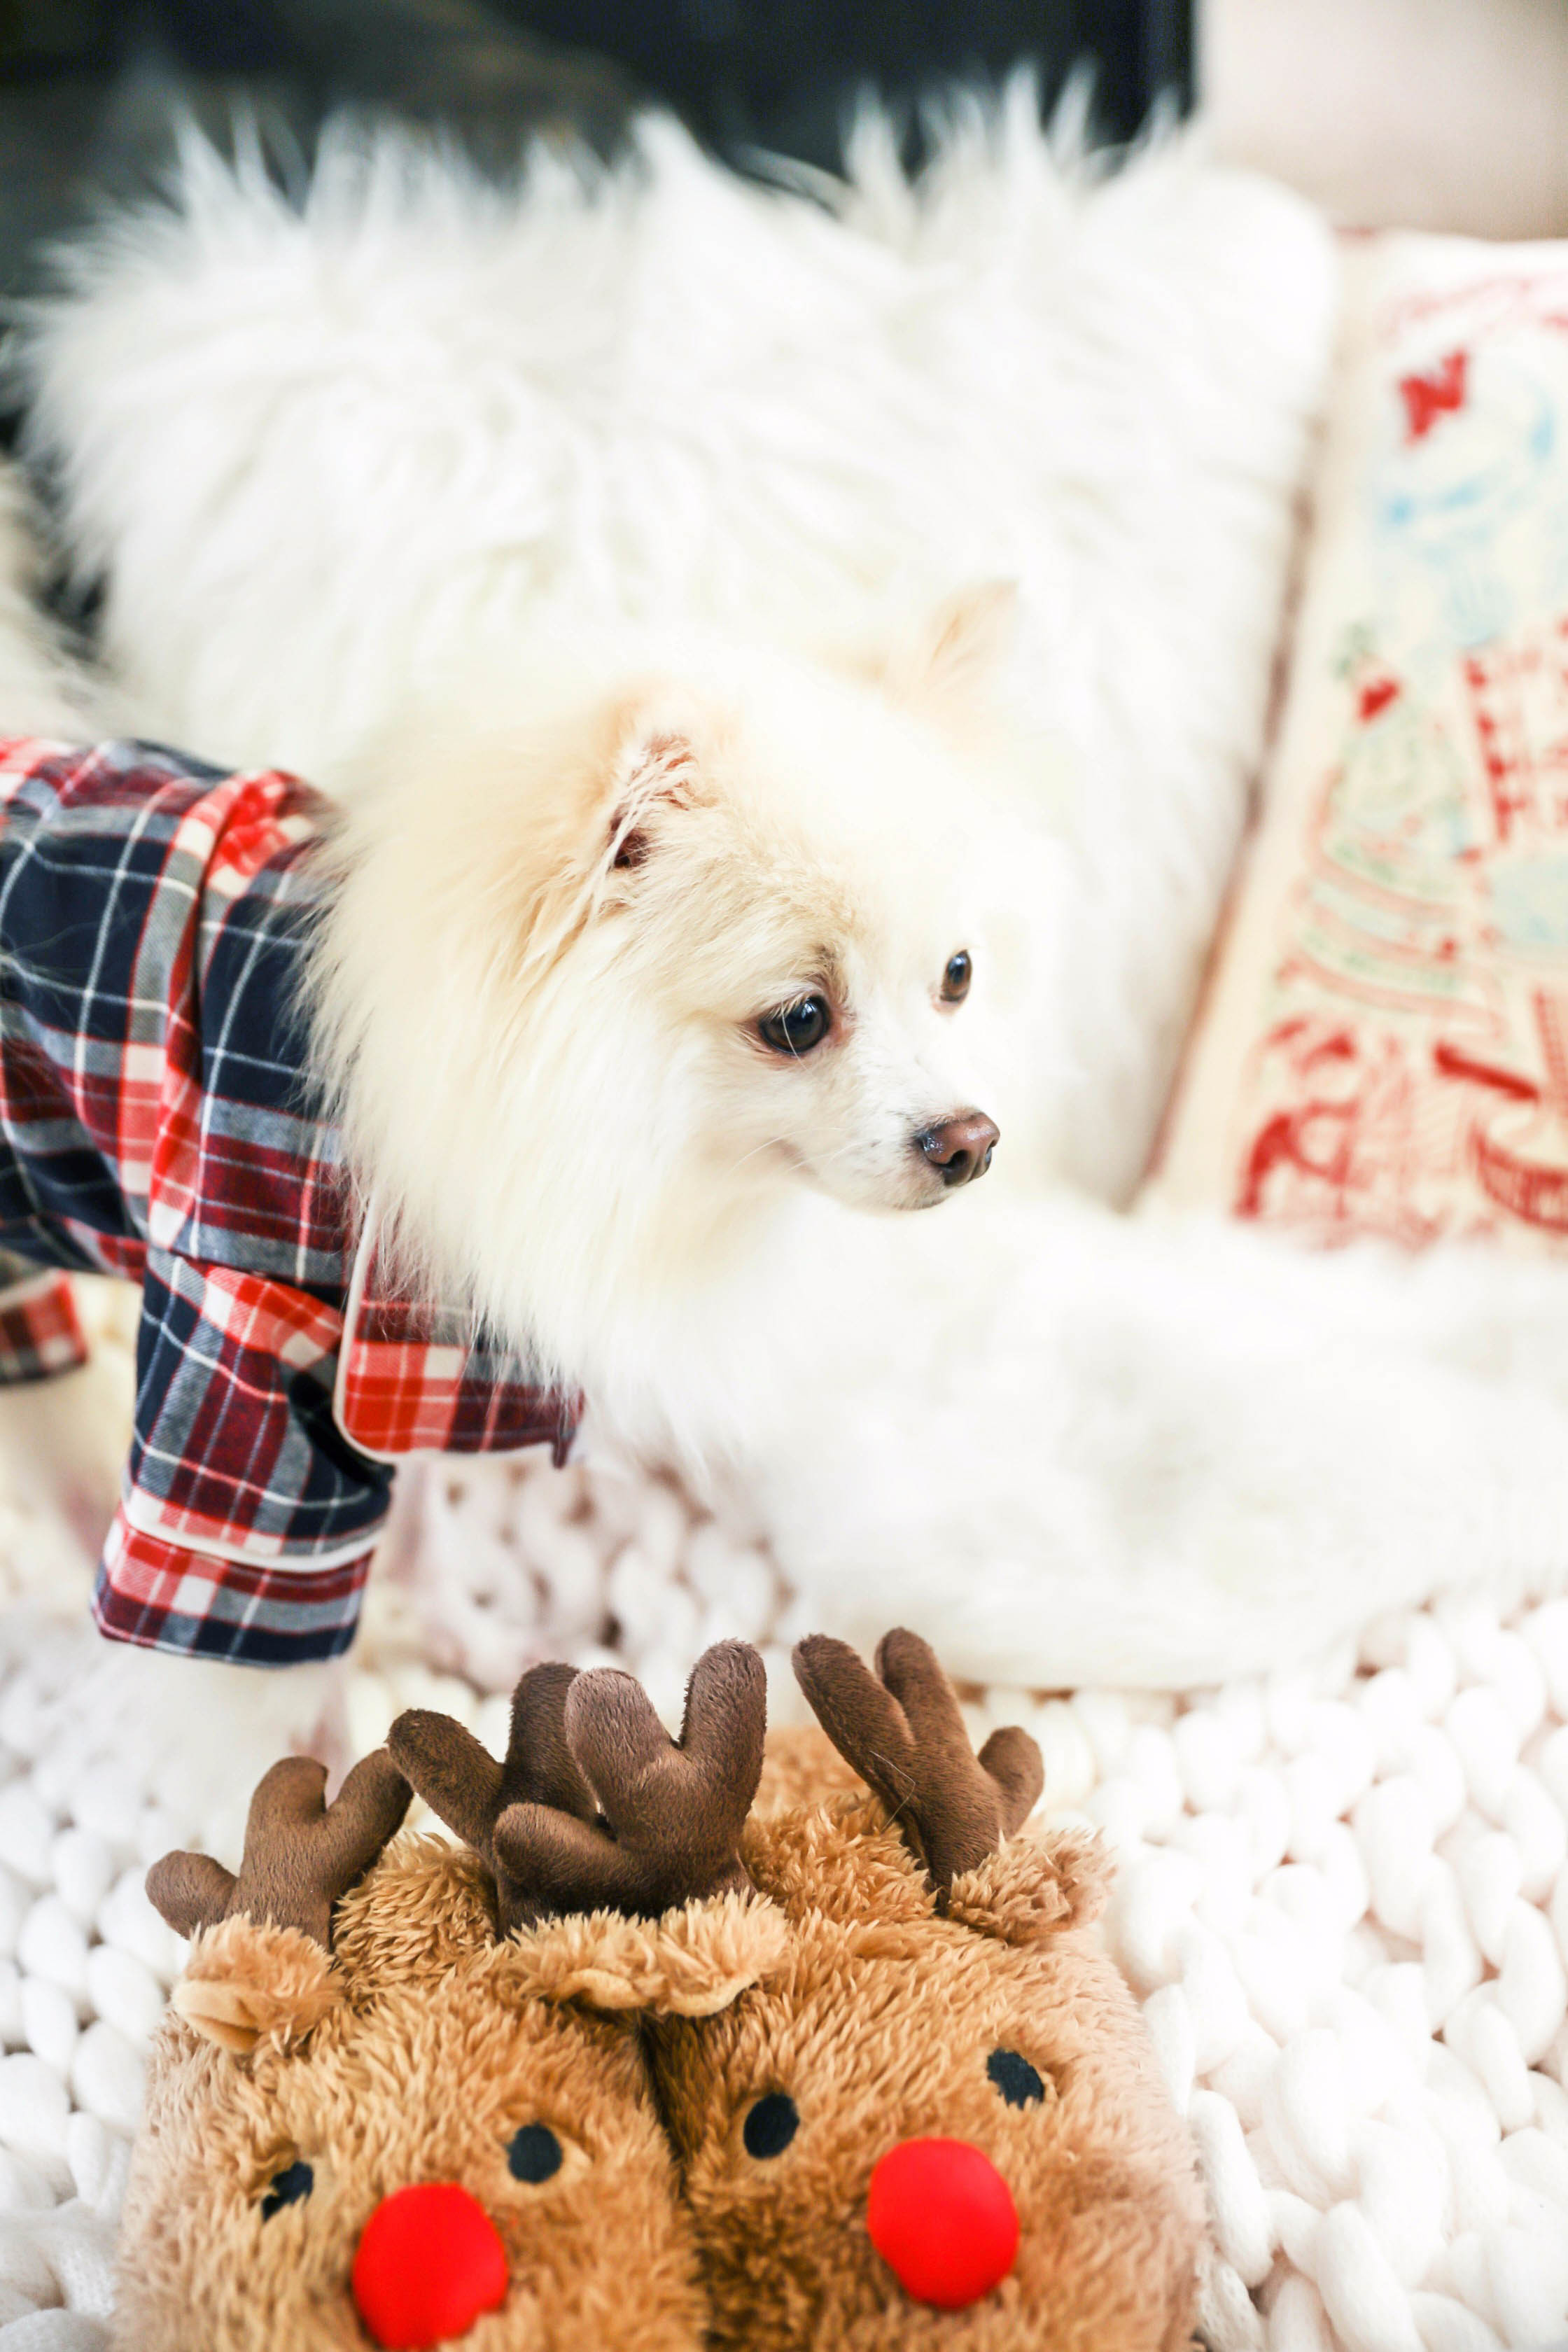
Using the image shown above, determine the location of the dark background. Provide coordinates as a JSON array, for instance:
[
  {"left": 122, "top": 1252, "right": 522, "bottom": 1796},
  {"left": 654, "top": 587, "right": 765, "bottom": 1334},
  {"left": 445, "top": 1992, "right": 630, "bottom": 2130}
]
[{"left": 0, "top": 1, "right": 1192, "bottom": 295}]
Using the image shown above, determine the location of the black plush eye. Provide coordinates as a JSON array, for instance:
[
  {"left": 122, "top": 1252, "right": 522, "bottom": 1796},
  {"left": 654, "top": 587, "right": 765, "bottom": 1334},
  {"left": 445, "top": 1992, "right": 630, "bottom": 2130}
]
[
  {"left": 260, "top": 2160, "right": 314, "bottom": 2219},
  {"left": 758, "top": 997, "right": 831, "bottom": 1056},
  {"left": 941, "top": 951, "right": 972, "bottom": 1003},
  {"left": 743, "top": 2092, "right": 799, "bottom": 2159},
  {"left": 987, "top": 2048, "right": 1046, "bottom": 2108},
  {"left": 508, "top": 2124, "right": 564, "bottom": 2183}
]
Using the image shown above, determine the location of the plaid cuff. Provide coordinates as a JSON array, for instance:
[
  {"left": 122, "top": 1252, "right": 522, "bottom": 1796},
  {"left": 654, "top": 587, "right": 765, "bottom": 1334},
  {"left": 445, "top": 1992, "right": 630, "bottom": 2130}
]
[
  {"left": 92, "top": 1508, "right": 373, "bottom": 1667},
  {"left": 337, "top": 1227, "right": 580, "bottom": 1462},
  {"left": 0, "top": 1273, "right": 89, "bottom": 1384}
]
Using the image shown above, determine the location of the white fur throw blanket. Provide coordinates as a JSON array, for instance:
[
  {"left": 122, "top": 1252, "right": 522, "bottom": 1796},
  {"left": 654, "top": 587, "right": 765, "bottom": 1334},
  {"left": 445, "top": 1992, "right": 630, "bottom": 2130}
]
[{"left": 22, "top": 89, "right": 1336, "bottom": 1201}]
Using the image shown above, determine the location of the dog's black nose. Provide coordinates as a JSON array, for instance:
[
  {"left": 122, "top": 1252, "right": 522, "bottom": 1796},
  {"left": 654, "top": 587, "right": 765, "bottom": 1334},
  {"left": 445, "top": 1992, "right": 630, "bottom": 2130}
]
[{"left": 917, "top": 1113, "right": 1000, "bottom": 1187}]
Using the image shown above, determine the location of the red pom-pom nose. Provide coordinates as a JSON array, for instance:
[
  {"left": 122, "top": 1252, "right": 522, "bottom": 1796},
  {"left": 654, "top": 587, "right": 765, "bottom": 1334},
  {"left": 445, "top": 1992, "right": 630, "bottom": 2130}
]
[
  {"left": 866, "top": 2138, "right": 1019, "bottom": 2310},
  {"left": 351, "top": 2182, "right": 509, "bottom": 2348}
]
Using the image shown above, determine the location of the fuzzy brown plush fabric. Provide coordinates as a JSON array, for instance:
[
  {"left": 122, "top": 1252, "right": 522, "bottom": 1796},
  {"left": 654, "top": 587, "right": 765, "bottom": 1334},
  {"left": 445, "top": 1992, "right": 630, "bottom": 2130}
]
[
  {"left": 125, "top": 1637, "right": 1203, "bottom": 2351},
  {"left": 646, "top": 1637, "right": 1207, "bottom": 2352},
  {"left": 508, "top": 1891, "right": 788, "bottom": 2015},
  {"left": 120, "top": 1830, "right": 758, "bottom": 2348},
  {"left": 754, "top": 1721, "right": 863, "bottom": 1818},
  {"left": 652, "top": 1798, "right": 1204, "bottom": 2349}
]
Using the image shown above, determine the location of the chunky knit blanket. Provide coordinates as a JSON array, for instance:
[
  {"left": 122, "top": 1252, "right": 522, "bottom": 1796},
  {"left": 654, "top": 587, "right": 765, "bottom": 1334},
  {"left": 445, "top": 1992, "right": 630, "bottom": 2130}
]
[{"left": 0, "top": 1310, "right": 1562, "bottom": 2351}]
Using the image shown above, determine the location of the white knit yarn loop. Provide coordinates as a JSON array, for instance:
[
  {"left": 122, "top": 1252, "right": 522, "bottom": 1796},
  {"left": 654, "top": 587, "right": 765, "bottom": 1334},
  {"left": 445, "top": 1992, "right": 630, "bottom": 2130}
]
[{"left": 0, "top": 1432, "right": 1562, "bottom": 2348}]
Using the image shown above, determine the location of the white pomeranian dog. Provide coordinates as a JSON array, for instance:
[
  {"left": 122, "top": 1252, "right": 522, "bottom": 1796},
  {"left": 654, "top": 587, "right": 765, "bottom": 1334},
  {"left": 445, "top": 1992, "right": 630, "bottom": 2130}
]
[
  {"left": 311, "top": 583, "right": 1047, "bottom": 1450},
  {"left": 1, "top": 438, "right": 1567, "bottom": 1787},
  {"left": 307, "top": 598, "right": 1568, "bottom": 1695}
]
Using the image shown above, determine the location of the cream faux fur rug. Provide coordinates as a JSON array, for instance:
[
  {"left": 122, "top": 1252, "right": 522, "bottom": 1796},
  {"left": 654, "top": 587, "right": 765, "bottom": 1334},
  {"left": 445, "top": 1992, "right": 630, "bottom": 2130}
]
[{"left": 20, "top": 88, "right": 1336, "bottom": 1203}]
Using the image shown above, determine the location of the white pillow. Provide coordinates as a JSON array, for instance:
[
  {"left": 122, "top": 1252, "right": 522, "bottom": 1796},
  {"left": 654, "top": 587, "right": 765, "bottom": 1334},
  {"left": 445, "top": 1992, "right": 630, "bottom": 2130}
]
[{"left": 1157, "top": 230, "right": 1568, "bottom": 1258}]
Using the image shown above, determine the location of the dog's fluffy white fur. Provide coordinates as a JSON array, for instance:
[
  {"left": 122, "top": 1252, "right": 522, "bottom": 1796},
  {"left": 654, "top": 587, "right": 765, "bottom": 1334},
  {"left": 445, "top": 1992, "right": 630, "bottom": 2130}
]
[
  {"left": 306, "top": 604, "right": 1568, "bottom": 1689},
  {"left": 311, "top": 595, "right": 1063, "bottom": 1450},
  {"left": 10, "top": 99, "right": 1568, "bottom": 1701},
  {"left": 0, "top": 468, "right": 99, "bottom": 742}
]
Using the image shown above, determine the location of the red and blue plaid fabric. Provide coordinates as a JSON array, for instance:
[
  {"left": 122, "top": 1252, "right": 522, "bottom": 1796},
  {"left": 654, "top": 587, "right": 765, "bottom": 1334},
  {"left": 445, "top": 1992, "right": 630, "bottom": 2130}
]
[
  {"left": 0, "top": 738, "right": 574, "bottom": 1666},
  {"left": 0, "top": 1268, "right": 88, "bottom": 1383}
]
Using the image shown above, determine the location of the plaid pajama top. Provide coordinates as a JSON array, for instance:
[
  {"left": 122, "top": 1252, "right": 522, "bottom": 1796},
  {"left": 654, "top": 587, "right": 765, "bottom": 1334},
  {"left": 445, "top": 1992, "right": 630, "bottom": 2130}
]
[{"left": 0, "top": 738, "right": 575, "bottom": 1665}]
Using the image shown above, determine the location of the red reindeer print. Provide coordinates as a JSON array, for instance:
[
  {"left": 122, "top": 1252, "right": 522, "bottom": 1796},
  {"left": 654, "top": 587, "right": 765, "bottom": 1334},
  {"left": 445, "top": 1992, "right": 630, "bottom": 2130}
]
[{"left": 1399, "top": 349, "right": 1469, "bottom": 443}]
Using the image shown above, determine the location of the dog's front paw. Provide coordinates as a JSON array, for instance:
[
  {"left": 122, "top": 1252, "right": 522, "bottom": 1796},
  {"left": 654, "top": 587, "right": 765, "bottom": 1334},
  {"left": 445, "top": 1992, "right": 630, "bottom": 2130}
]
[{"left": 79, "top": 1643, "right": 353, "bottom": 1866}]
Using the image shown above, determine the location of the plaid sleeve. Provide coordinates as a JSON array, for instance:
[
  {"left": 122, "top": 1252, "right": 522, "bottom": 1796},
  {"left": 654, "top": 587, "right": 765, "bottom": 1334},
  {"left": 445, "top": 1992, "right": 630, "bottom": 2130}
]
[
  {"left": 93, "top": 1516, "right": 374, "bottom": 1667},
  {"left": 0, "top": 1265, "right": 88, "bottom": 1384},
  {"left": 91, "top": 1248, "right": 393, "bottom": 1666}
]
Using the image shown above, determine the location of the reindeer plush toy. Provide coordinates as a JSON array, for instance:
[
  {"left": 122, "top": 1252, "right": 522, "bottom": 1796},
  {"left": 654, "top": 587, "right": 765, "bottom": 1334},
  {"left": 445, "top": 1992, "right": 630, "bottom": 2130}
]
[
  {"left": 124, "top": 1649, "right": 784, "bottom": 2351},
  {"left": 130, "top": 1633, "right": 1203, "bottom": 2350},
  {"left": 654, "top": 1630, "right": 1208, "bottom": 2350}
]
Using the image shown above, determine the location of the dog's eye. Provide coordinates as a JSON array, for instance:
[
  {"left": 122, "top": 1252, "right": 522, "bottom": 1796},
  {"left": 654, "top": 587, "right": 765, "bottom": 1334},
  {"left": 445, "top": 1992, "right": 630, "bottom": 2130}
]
[
  {"left": 260, "top": 2160, "right": 314, "bottom": 2219},
  {"left": 941, "top": 951, "right": 972, "bottom": 1003},
  {"left": 987, "top": 2049, "right": 1046, "bottom": 2107},
  {"left": 758, "top": 997, "right": 831, "bottom": 1056},
  {"left": 743, "top": 2092, "right": 799, "bottom": 2158},
  {"left": 507, "top": 2124, "right": 564, "bottom": 2183}
]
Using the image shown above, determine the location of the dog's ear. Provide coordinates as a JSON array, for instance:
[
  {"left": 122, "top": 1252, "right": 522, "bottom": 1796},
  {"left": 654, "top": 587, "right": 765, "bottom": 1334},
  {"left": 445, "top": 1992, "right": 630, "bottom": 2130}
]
[
  {"left": 601, "top": 704, "right": 710, "bottom": 880},
  {"left": 881, "top": 580, "right": 1021, "bottom": 715}
]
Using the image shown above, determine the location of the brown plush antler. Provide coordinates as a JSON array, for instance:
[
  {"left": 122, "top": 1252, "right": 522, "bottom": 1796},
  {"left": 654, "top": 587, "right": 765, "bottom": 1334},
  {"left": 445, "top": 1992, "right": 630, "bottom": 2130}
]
[
  {"left": 494, "top": 1640, "right": 767, "bottom": 1921},
  {"left": 792, "top": 1628, "right": 1043, "bottom": 1897},
  {"left": 389, "top": 1662, "right": 601, "bottom": 1933},
  {"left": 146, "top": 1750, "right": 412, "bottom": 1949},
  {"left": 394, "top": 1643, "right": 766, "bottom": 1930}
]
